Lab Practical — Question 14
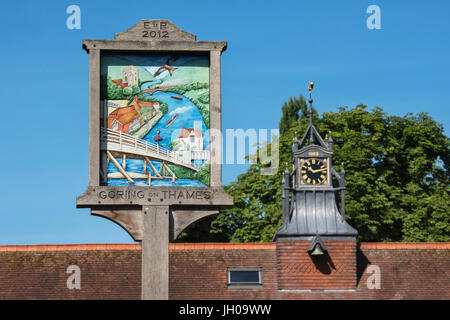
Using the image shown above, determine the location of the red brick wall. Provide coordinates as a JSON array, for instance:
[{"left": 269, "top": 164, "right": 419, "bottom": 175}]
[
  {"left": 0, "top": 244, "right": 141, "bottom": 300},
  {"left": 0, "top": 243, "right": 448, "bottom": 300},
  {"left": 276, "top": 241, "right": 356, "bottom": 290},
  {"left": 355, "top": 243, "right": 450, "bottom": 300},
  {"left": 169, "top": 243, "right": 277, "bottom": 300}
]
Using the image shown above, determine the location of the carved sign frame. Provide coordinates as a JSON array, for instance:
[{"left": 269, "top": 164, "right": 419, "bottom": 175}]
[{"left": 76, "top": 20, "right": 233, "bottom": 241}]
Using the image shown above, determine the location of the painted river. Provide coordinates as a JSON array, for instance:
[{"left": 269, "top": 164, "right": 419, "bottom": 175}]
[{"left": 106, "top": 83, "right": 209, "bottom": 187}]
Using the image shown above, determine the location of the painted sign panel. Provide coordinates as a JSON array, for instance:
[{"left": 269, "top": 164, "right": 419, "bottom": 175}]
[{"left": 100, "top": 53, "right": 210, "bottom": 187}]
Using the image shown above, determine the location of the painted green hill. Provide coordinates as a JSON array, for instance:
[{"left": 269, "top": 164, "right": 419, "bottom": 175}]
[{"left": 161, "top": 58, "right": 209, "bottom": 85}]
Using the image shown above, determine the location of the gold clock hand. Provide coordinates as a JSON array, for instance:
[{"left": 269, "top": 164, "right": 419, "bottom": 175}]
[{"left": 309, "top": 167, "right": 327, "bottom": 173}]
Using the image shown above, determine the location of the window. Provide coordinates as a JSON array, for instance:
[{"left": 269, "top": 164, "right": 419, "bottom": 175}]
[{"left": 227, "top": 268, "right": 262, "bottom": 288}]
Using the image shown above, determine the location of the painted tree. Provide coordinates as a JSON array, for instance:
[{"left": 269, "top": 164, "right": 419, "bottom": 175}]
[
  {"left": 105, "top": 76, "right": 126, "bottom": 100},
  {"left": 123, "top": 86, "right": 133, "bottom": 97}
]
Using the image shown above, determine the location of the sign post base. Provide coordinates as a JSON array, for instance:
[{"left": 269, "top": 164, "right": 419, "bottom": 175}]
[{"left": 142, "top": 205, "right": 169, "bottom": 300}]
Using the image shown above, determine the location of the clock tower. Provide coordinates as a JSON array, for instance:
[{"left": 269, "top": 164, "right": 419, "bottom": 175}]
[{"left": 274, "top": 83, "right": 358, "bottom": 290}]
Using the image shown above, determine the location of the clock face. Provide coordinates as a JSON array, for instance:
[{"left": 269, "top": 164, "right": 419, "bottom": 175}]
[{"left": 300, "top": 158, "right": 328, "bottom": 185}]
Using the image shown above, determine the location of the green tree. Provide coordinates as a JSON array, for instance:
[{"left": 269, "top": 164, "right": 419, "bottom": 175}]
[
  {"left": 319, "top": 107, "right": 449, "bottom": 241},
  {"left": 159, "top": 101, "right": 168, "bottom": 114},
  {"left": 132, "top": 85, "right": 140, "bottom": 95},
  {"left": 194, "top": 162, "right": 210, "bottom": 186},
  {"left": 179, "top": 98, "right": 449, "bottom": 243},
  {"left": 278, "top": 94, "right": 311, "bottom": 135},
  {"left": 105, "top": 76, "right": 126, "bottom": 100},
  {"left": 163, "top": 162, "right": 210, "bottom": 186},
  {"left": 123, "top": 86, "right": 133, "bottom": 97}
]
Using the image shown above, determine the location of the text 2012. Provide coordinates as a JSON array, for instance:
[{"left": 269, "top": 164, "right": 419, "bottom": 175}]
[{"left": 142, "top": 30, "right": 169, "bottom": 39}]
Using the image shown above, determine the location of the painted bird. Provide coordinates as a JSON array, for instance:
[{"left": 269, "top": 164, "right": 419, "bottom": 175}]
[{"left": 154, "top": 56, "right": 179, "bottom": 77}]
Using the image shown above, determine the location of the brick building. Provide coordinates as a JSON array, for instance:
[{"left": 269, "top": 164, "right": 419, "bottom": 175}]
[
  {"left": 3, "top": 88, "right": 447, "bottom": 301},
  {"left": 0, "top": 242, "right": 448, "bottom": 300}
]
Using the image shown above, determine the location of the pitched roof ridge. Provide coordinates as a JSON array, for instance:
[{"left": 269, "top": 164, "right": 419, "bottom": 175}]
[
  {"left": 0, "top": 243, "right": 141, "bottom": 252},
  {"left": 0, "top": 242, "right": 278, "bottom": 252},
  {"left": 170, "top": 243, "right": 276, "bottom": 250},
  {"left": 360, "top": 242, "right": 450, "bottom": 249},
  {"left": 1, "top": 242, "right": 448, "bottom": 252}
]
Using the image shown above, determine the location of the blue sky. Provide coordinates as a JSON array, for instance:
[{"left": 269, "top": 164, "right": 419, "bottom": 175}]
[{"left": 0, "top": 0, "right": 448, "bottom": 244}]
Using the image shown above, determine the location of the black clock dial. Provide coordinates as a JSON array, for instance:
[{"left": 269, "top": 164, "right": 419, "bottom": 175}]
[{"left": 300, "top": 158, "right": 327, "bottom": 185}]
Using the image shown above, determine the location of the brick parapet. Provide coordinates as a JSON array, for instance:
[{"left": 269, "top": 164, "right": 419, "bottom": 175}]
[{"left": 0, "top": 242, "right": 448, "bottom": 299}]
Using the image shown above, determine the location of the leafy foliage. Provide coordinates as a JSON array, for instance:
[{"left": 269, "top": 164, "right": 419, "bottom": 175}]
[
  {"left": 123, "top": 86, "right": 133, "bottom": 97},
  {"left": 179, "top": 96, "right": 449, "bottom": 243},
  {"left": 164, "top": 162, "right": 210, "bottom": 186},
  {"left": 319, "top": 106, "right": 449, "bottom": 241},
  {"left": 279, "top": 94, "right": 315, "bottom": 135},
  {"left": 104, "top": 76, "right": 126, "bottom": 100},
  {"left": 194, "top": 162, "right": 210, "bottom": 186},
  {"left": 166, "top": 82, "right": 209, "bottom": 95},
  {"left": 166, "top": 82, "right": 210, "bottom": 128}
]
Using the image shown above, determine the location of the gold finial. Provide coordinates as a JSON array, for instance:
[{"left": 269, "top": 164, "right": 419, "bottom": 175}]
[{"left": 308, "top": 81, "right": 314, "bottom": 93}]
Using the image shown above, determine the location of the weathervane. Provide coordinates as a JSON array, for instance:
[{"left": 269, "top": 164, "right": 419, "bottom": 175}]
[
  {"left": 308, "top": 81, "right": 314, "bottom": 95},
  {"left": 308, "top": 81, "right": 315, "bottom": 144}
]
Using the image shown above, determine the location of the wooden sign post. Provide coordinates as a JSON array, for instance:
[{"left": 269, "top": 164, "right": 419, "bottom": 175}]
[{"left": 76, "top": 20, "right": 233, "bottom": 300}]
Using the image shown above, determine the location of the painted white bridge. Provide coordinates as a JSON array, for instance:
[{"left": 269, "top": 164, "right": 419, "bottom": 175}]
[{"left": 100, "top": 128, "right": 200, "bottom": 185}]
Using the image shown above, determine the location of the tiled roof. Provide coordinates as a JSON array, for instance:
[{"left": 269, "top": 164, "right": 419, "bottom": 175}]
[
  {"left": 178, "top": 126, "right": 202, "bottom": 139},
  {"left": 0, "top": 242, "right": 448, "bottom": 252},
  {"left": 112, "top": 78, "right": 128, "bottom": 89},
  {"left": 360, "top": 242, "right": 450, "bottom": 249},
  {"left": 108, "top": 105, "right": 139, "bottom": 125}
]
